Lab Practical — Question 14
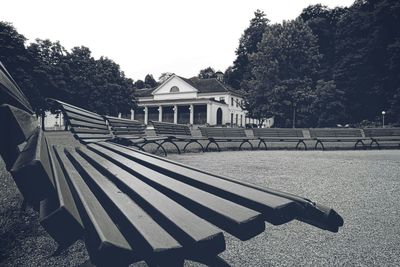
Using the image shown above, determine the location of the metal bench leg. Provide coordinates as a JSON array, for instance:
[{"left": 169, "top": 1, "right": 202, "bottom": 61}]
[
  {"left": 239, "top": 140, "right": 253, "bottom": 151},
  {"left": 315, "top": 140, "right": 324, "bottom": 150},
  {"left": 257, "top": 140, "right": 267, "bottom": 150},
  {"left": 370, "top": 139, "right": 380, "bottom": 149},
  {"left": 142, "top": 141, "right": 168, "bottom": 156},
  {"left": 205, "top": 140, "right": 221, "bottom": 152},
  {"left": 354, "top": 140, "right": 365, "bottom": 150},
  {"left": 159, "top": 140, "right": 181, "bottom": 154},
  {"left": 296, "top": 140, "right": 307, "bottom": 150},
  {"left": 183, "top": 140, "right": 205, "bottom": 152}
]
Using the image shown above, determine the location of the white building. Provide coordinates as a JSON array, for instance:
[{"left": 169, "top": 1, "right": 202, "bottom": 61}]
[{"left": 131, "top": 74, "right": 260, "bottom": 126}]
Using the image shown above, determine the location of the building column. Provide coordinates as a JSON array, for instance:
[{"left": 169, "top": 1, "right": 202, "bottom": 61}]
[
  {"left": 189, "top": 104, "right": 194, "bottom": 125},
  {"left": 206, "top": 103, "right": 212, "bottom": 125},
  {"left": 144, "top": 106, "right": 148, "bottom": 125},
  {"left": 118, "top": 113, "right": 122, "bottom": 118},
  {"left": 158, "top": 106, "right": 163, "bottom": 122},
  {"left": 131, "top": 109, "right": 134, "bottom": 120},
  {"left": 173, "top": 105, "right": 178, "bottom": 124}
]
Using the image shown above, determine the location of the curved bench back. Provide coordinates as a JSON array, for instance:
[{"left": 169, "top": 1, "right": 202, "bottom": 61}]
[
  {"left": 151, "top": 121, "right": 192, "bottom": 136},
  {"left": 48, "top": 99, "right": 113, "bottom": 143},
  {"left": 309, "top": 128, "right": 363, "bottom": 138},
  {"left": 106, "top": 116, "right": 146, "bottom": 137},
  {"left": 253, "top": 128, "right": 304, "bottom": 138},
  {"left": 199, "top": 127, "right": 247, "bottom": 138},
  {"left": 363, "top": 128, "right": 400, "bottom": 137}
]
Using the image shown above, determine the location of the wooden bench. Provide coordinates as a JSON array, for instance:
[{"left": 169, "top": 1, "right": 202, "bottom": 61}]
[
  {"left": 363, "top": 128, "right": 400, "bottom": 148},
  {"left": 151, "top": 121, "right": 207, "bottom": 153},
  {"left": 48, "top": 99, "right": 169, "bottom": 156},
  {"left": 309, "top": 128, "right": 367, "bottom": 150},
  {"left": 199, "top": 127, "right": 254, "bottom": 152},
  {"left": 105, "top": 116, "right": 169, "bottom": 155},
  {"left": 252, "top": 128, "right": 308, "bottom": 150},
  {"left": 0, "top": 62, "right": 344, "bottom": 266}
]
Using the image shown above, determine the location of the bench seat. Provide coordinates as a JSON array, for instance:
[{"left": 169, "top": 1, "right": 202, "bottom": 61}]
[
  {"left": 252, "top": 128, "right": 308, "bottom": 150},
  {"left": 309, "top": 128, "right": 368, "bottom": 150},
  {"left": 105, "top": 116, "right": 169, "bottom": 155},
  {"left": 199, "top": 127, "right": 255, "bottom": 151},
  {"left": 151, "top": 121, "right": 207, "bottom": 153},
  {"left": 363, "top": 128, "right": 400, "bottom": 148}
]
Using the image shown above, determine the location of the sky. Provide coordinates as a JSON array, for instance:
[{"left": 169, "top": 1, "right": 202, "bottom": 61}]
[{"left": 1, "top": 0, "right": 354, "bottom": 81}]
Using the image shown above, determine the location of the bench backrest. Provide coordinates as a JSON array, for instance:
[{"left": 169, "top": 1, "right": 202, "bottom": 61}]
[
  {"left": 363, "top": 128, "right": 400, "bottom": 137},
  {"left": 0, "top": 64, "right": 83, "bottom": 247},
  {"left": 49, "top": 99, "right": 113, "bottom": 143},
  {"left": 151, "top": 121, "right": 192, "bottom": 136},
  {"left": 199, "top": 127, "right": 247, "bottom": 138},
  {"left": 253, "top": 128, "right": 304, "bottom": 138},
  {"left": 309, "top": 128, "right": 363, "bottom": 138},
  {"left": 106, "top": 116, "right": 146, "bottom": 137}
]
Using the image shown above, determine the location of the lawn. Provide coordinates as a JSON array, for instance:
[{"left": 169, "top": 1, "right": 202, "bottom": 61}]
[{"left": 1, "top": 149, "right": 400, "bottom": 266}]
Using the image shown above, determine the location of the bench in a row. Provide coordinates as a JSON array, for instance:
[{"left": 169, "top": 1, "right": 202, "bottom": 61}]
[{"left": 0, "top": 61, "right": 343, "bottom": 266}]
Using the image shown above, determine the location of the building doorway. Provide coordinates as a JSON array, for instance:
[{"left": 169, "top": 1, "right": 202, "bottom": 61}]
[{"left": 216, "top": 108, "right": 223, "bottom": 125}]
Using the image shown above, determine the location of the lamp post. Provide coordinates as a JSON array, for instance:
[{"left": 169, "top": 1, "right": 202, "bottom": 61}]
[
  {"left": 382, "top": 111, "right": 386, "bottom": 128},
  {"left": 292, "top": 103, "right": 297, "bottom": 128}
]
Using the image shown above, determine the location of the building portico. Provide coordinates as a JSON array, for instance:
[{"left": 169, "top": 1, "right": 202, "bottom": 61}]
[{"left": 133, "top": 74, "right": 255, "bottom": 126}]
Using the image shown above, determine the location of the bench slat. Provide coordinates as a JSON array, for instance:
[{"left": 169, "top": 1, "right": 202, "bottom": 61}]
[
  {"left": 66, "top": 149, "right": 183, "bottom": 260},
  {"left": 39, "top": 142, "right": 84, "bottom": 247},
  {"left": 53, "top": 147, "right": 135, "bottom": 266},
  {"left": 76, "top": 146, "right": 226, "bottom": 256},
  {"left": 69, "top": 119, "right": 109, "bottom": 130},
  {"left": 86, "top": 144, "right": 265, "bottom": 241},
  {"left": 10, "top": 129, "right": 54, "bottom": 205},
  {"left": 97, "top": 142, "right": 301, "bottom": 225}
]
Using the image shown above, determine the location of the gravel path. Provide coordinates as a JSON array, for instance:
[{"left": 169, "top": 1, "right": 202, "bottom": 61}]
[
  {"left": 1, "top": 149, "right": 400, "bottom": 266},
  {"left": 168, "top": 150, "right": 400, "bottom": 266}
]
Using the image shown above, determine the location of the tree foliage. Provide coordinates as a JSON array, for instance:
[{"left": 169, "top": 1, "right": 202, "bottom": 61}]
[
  {"left": 225, "top": 10, "right": 269, "bottom": 89},
  {"left": 244, "top": 18, "right": 321, "bottom": 127},
  {"left": 0, "top": 22, "right": 136, "bottom": 116},
  {"left": 230, "top": 1, "right": 400, "bottom": 126},
  {"left": 198, "top": 67, "right": 216, "bottom": 79}
]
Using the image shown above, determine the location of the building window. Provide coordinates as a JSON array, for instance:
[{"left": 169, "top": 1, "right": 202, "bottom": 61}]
[
  {"left": 236, "top": 99, "right": 239, "bottom": 107},
  {"left": 170, "top": 86, "right": 179, "bottom": 93},
  {"left": 231, "top": 97, "right": 234, "bottom": 106}
]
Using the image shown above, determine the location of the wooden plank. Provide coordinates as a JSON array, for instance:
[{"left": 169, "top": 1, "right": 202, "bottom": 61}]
[
  {"left": 39, "top": 142, "right": 84, "bottom": 247},
  {"left": 53, "top": 147, "right": 136, "bottom": 266},
  {"left": 69, "top": 119, "right": 109, "bottom": 130},
  {"left": 64, "top": 110, "right": 105, "bottom": 125},
  {"left": 95, "top": 142, "right": 301, "bottom": 225},
  {"left": 77, "top": 146, "right": 226, "bottom": 255},
  {"left": 71, "top": 127, "right": 111, "bottom": 134},
  {"left": 101, "top": 142, "right": 343, "bottom": 232},
  {"left": 0, "top": 104, "right": 38, "bottom": 169},
  {"left": 85, "top": 144, "right": 265, "bottom": 241},
  {"left": 10, "top": 129, "right": 54, "bottom": 205},
  {"left": 75, "top": 133, "right": 113, "bottom": 140},
  {"left": 66, "top": 149, "right": 183, "bottom": 260}
]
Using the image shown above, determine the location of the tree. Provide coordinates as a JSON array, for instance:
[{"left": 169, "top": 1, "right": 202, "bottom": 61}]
[
  {"left": 198, "top": 67, "right": 216, "bottom": 79},
  {"left": 225, "top": 10, "right": 269, "bottom": 89},
  {"left": 310, "top": 80, "right": 346, "bottom": 127},
  {"left": 134, "top": 79, "right": 145, "bottom": 89},
  {"left": 0, "top": 22, "right": 37, "bottom": 109},
  {"left": 158, "top": 72, "right": 174, "bottom": 83},
  {"left": 244, "top": 18, "right": 321, "bottom": 127},
  {"left": 333, "top": 0, "right": 400, "bottom": 124},
  {"left": 144, "top": 74, "right": 157, "bottom": 88},
  {"left": 300, "top": 4, "right": 347, "bottom": 80}
]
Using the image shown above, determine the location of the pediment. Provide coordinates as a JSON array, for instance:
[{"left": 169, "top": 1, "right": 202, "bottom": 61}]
[{"left": 152, "top": 75, "right": 198, "bottom": 95}]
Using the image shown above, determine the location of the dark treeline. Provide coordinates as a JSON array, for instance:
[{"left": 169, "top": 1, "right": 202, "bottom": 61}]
[
  {"left": 224, "top": 0, "right": 400, "bottom": 127},
  {"left": 0, "top": 22, "right": 136, "bottom": 117}
]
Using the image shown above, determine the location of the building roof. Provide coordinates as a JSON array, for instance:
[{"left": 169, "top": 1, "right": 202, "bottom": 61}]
[{"left": 135, "top": 75, "right": 243, "bottom": 98}]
